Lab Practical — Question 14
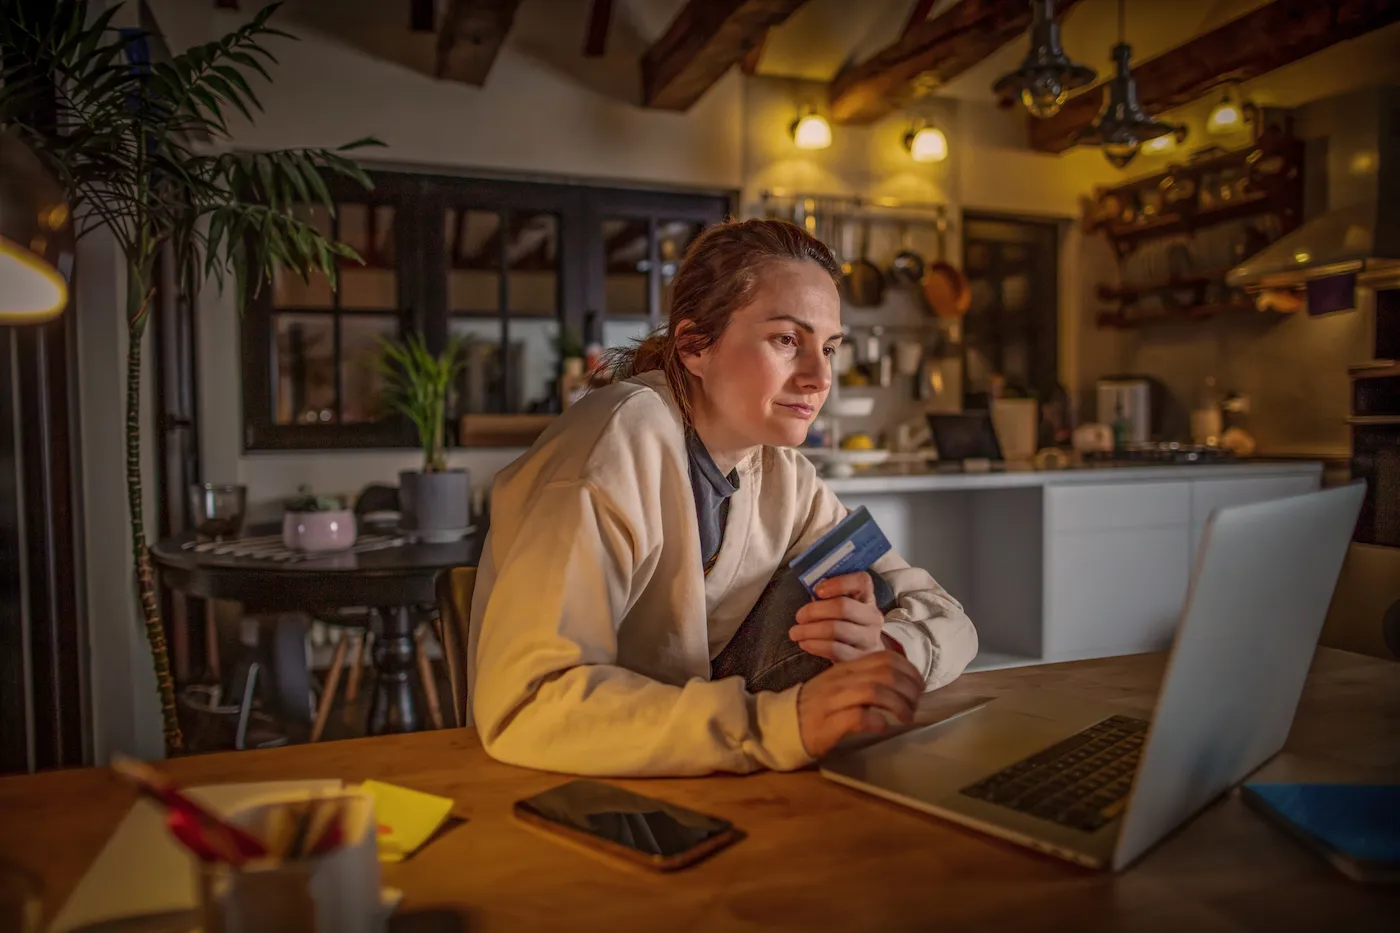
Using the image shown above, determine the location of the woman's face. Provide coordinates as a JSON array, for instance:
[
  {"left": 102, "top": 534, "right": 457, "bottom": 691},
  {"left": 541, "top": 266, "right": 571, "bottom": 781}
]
[{"left": 683, "top": 259, "right": 842, "bottom": 450}]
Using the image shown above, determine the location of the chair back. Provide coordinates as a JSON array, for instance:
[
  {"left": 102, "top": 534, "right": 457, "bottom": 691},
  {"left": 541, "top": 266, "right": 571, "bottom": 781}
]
[
  {"left": 436, "top": 566, "right": 476, "bottom": 727},
  {"left": 354, "top": 483, "right": 399, "bottom": 516}
]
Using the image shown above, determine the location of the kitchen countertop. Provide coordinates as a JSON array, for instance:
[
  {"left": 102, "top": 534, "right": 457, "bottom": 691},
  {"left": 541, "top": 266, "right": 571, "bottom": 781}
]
[{"left": 821, "top": 458, "right": 1324, "bottom": 494}]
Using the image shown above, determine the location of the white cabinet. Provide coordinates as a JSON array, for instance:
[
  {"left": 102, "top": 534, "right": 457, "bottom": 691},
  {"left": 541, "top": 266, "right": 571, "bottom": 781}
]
[
  {"left": 1189, "top": 475, "right": 1321, "bottom": 563},
  {"left": 1043, "top": 482, "right": 1192, "bottom": 661}
]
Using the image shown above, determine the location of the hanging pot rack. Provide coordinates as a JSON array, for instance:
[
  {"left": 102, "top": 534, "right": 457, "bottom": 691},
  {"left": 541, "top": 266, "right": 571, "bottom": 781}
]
[{"left": 757, "top": 189, "right": 952, "bottom": 229}]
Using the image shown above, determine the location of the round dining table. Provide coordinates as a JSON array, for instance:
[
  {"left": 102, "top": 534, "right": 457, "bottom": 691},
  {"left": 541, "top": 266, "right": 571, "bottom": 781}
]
[{"left": 150, "top": 524, "right": 480, "bottom": 737}]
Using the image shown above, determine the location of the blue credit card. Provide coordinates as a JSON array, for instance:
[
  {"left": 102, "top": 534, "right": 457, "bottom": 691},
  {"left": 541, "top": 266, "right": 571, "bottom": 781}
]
[{"left": 787, "top": 505, "right": 892, "bottom": 598}]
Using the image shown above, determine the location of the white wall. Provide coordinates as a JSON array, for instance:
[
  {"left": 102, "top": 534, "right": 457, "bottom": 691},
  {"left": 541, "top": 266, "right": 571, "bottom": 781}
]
[{"left": 75, "top": 227, "right": 166, "bottom": 762}]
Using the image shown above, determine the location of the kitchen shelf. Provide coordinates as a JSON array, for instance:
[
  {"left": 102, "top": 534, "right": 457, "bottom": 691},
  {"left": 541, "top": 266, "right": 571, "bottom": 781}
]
[
  {"left": 1349, "top": 360, "right": 1400, "bottom": 379},
  {"left": 1103, "top": 193, "right": 1277, "bottom": 248},
  {"left": 1345, "top": 415, "right": 1400, "bottom": 426},
  {"left": 1096, "top": 300, "right": 1258, "bottom": 330},
  {"left": 1085, "top": 126, "right": 1305, "bottom": 331},
  {"left": 1097, "top": 268, "right": 1235, "bottom": 303}
]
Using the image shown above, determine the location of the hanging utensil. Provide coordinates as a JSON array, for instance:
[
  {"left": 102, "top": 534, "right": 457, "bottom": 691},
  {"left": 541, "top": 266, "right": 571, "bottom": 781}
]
[
  {"left": 842, "top": 216, "right": 884, "bottom": 307},
  {"left": 889, "top": 222, "right": 924, "bottom": 285},
  {"left": 922, "top": 213, "right": 971, "bottom": 318}
]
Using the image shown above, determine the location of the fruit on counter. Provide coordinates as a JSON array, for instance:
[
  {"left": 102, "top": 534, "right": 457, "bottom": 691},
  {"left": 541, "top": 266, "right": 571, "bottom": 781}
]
[
  {"left": 840, "top": 433, "right": 875, "bottom": 451},
  {"left": 1220, "top": 426, "right": 1257, "bottom": 457},
  {"left": 1072, "top": 422, "right": 1114, "bottom": 455}
]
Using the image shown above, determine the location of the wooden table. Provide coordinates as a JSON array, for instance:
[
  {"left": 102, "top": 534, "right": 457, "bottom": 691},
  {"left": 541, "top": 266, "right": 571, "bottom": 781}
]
[{"left": 3, "top": 649, "right": 1397, "bottom": 932}]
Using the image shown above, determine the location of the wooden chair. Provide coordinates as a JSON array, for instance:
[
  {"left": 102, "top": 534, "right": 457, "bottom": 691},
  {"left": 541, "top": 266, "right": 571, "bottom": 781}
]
[{"left": 435, "top": 566, "right": 476, "bottom": 728}]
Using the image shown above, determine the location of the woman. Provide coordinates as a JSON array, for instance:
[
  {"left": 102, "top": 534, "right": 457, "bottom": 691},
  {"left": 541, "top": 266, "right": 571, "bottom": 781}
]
[{"left": 467, "top": 218, "right": 977, "bottom": 777}]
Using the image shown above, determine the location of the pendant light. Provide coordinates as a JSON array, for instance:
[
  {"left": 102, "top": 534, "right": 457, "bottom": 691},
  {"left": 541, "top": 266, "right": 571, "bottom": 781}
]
[
  {"left": 991, "top": 0, "right": 1096, "bottom": 119},
  {"left": 1075, "top": 0, "right": 1182, "bottom": 169}
]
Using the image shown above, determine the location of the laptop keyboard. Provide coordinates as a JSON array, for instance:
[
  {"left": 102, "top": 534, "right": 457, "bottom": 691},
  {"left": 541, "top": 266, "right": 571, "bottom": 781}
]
[{"left": 958, "top": 714, "right": 1150, "bottom": 833}]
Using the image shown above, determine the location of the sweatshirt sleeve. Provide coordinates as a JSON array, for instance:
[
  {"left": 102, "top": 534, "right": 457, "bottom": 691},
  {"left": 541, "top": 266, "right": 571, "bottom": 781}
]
[
  {"left": 471, "top": 479, "right": 812, "bottom": 777},
  {"left": 787, "top": 467, "right": 978, "bottom": 691}
]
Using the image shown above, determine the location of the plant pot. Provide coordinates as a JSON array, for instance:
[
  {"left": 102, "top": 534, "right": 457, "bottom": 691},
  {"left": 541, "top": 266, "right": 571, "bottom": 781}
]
[
  {"left": 282, "top": 509, "right": 357, "bottom": 553},
  {"left": 399, "top": 469, "right": 471, "bottom": 543}
]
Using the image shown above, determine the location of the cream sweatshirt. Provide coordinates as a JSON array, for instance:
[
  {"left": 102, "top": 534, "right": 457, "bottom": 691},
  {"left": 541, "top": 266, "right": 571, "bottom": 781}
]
[{"left": 467, "top": 370, "right": 978, "bottom": 776}]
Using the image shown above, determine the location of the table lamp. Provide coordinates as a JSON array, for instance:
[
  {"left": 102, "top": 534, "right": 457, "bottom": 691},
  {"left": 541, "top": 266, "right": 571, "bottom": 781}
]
[{"left": 0, "top": 130, "right": 73, "bottom": 323}]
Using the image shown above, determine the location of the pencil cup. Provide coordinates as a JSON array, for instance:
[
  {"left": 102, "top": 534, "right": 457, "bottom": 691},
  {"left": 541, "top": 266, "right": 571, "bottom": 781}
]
[{"left": 195, "top": 790, "right": 384, "bottom": 933}]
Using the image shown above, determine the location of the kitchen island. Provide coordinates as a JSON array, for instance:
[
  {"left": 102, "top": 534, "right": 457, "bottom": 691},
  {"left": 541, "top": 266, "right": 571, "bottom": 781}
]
[{"left": 821, "top": 460, "right": 1324, "bottom": 671}]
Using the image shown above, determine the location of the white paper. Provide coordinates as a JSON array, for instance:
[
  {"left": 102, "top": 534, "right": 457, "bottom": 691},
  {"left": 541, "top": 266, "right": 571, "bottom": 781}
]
[{"left": 50, "top": 780, "right": 342, "bottom": 933}]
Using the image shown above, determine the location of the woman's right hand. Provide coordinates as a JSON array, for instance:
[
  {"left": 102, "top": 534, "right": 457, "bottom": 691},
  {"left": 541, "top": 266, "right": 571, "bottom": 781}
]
[{"left": 796, "top": 651, "right": 924, "bottom": 758}]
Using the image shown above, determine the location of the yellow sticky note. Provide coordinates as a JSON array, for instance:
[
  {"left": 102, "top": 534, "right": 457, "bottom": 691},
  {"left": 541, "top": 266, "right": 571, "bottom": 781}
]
[{"left": 358, "top": 780, "right": 454, "bottom": 863}]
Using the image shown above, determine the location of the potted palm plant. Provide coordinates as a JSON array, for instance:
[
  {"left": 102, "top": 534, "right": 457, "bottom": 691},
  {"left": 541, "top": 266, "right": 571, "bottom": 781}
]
[
  {"left": 0, "top": 1, "right": 380, "bottom": 753},
  {"left": 380, "top": 333, "right": 471, "bottom": 542}
]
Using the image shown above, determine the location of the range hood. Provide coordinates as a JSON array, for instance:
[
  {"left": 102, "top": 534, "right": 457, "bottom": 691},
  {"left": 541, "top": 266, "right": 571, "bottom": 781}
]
[{"left": 1228, "top": 87, "right": 1400, "bottom": 290}]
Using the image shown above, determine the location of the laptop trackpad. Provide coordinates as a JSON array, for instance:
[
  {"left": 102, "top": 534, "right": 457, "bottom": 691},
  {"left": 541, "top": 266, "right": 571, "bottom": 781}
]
[{"left": 824, "top": 706, "right": 1076, "bottom": 805}]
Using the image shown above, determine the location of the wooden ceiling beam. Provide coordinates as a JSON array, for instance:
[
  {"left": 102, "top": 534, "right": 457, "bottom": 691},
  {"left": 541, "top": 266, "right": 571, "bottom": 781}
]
[
  {"left": 643, "top": 0, "right": 813, "bottom": 111},
  {"left": 901, "top": 0, "right": 938, "bottom": 39},
  {"left": 740, "top": 30, "right": 767, "bottom": 75},
  {"left": 828, "top": 0, "right": 1087, "bottom": 126},
  {"left": 436, "top": 0, "right": 522, "bottom": 87},
  {"left": 1029, "top": 0, "right": 1400, "bottom": 153},
  {"left": 584, "top": 0, "right": 613, "bottom": 58}
]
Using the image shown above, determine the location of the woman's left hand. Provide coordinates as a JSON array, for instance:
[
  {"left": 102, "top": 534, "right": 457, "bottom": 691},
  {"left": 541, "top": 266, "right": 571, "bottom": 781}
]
[{"left": 790, "top": 572, "right": 901, "bottom": 663}]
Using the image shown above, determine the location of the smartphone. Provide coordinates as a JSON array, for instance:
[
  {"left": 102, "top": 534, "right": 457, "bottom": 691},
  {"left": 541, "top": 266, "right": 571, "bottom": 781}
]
[{"left": 512, "top": 780, "right": 741, "bottom": 872}]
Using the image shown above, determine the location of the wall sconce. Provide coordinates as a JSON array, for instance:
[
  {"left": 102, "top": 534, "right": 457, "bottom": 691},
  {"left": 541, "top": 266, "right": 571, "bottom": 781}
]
[
  {"left": 0, "top": 130, "right": 73, "bottom": 323},
  {"left": 790, "top": 109, "right": 832, "bottom": 150},
  {"left": 1141, "top": 124, "right": 1188, "bottom": 155},
  {"left": 903, "top": 122, "right": 948, "bottom": 163},
  {"left": 1206, "top": 84, "right": 1256, "bottom": 137}
]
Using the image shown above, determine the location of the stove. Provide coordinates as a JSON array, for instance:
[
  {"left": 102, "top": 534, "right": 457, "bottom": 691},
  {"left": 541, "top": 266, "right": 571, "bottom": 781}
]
[{"left": 1086, "top": 443, "right": 1237, "bottom": 466}]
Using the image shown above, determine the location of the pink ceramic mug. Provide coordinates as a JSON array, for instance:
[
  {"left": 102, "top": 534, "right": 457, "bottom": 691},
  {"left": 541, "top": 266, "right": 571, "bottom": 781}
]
[{"left": 282, "top": 509, "right": 357, "bottom": 553}]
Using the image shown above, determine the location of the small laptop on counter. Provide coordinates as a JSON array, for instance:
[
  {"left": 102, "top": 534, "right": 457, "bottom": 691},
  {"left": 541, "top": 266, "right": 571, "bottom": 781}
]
[
  {"left": 927, "top": 411, "right": 1004, "bottom": 469},
  {"left": 822, "top": 482, "right": 1365, "bottom": 871}
]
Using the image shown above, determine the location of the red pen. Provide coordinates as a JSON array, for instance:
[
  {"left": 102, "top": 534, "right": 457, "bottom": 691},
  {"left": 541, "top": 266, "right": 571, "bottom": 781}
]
[{"left": 111, "top": 754, "right": 268, "bottom": 864}]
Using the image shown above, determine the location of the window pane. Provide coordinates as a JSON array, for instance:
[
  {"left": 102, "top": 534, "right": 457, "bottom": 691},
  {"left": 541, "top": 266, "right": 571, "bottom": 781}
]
[
  {"left": 602, "top": 217, "right": 648, "bottom": 318},
  {"left": 273, "top": 313, "right": 335, "bottom": 425},
  {"left": 340, "top": 315, "right": 398, "bottom": 424},
  {"left": 339, "top": 204, "right": 397, "bottom": 309},
  {"left": 658, "top": 220, "right": 703, "bottom": 318},
  {"left": 450, "top": 318, "right": 504, "bottom": 415},
  {"left": 508, "top": 318, "right": 560, "bottom": 414},
  {"left": 508, "top": 212, "right": 558, "bottom": 318},
  {"left": 273, "top": 204, "right": 333, "bottom": 307},
  {"left": 448, "top": 209, "right": 501, "bottom": 313},
  {"left": 604, "top": 319, "right": 653, "bottom": 355}
]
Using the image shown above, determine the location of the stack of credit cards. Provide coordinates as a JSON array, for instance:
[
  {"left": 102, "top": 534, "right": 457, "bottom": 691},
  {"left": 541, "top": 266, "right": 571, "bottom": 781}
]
[{"left": 788, "top": 506, "right": 892, "bottom": 598}]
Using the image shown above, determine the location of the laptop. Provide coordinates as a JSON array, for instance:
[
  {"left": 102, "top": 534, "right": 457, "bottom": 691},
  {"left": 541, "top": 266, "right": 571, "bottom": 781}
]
[
  {"left": 927, "top": 411, "right": 1003, "bottom": 465},
  {"left": 821, "top": 482, "right": 1365, "bottom": 871}
]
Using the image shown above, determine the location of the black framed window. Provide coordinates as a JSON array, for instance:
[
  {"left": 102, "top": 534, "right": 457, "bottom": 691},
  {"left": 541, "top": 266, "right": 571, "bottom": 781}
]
[{"left": 242, "top": 171, "right": 731, "bottom": 450}]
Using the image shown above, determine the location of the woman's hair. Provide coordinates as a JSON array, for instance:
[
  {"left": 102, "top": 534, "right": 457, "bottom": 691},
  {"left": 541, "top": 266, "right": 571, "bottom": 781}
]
[{"left": 594, "top": 218, "right": 841, "bottom": 426}]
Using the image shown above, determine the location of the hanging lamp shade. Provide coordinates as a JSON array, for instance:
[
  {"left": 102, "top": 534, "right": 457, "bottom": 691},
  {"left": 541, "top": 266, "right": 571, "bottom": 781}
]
[
  {"left": 991, "top": 0, "right": 1096, "bottom": 119},
  {"left": 1075, "top": 42, "right": 1180, "bottom": 169},
  {"left": 0, "top": 130, "right": 73, "bottom": 323}
]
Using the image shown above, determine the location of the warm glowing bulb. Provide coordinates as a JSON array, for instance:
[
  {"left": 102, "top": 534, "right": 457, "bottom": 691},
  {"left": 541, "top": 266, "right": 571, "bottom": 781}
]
[
  {"left": 1293, "top": 251, "right": 1311, "bottom": 264},
  {"left": 1022, "top": 75, "right": 1066, "bottom": 119},
  {"left": 0, "top": 238, "right": 68, "bottom": 322},
  {"left": 790, "top": 113, "right": 832, "bottom": 150},
  {"left": 906, "top": 125, "right": 948, "bottom": 163},
  {"left": 1207, "top": 100, "right": 1242, "bottom": 136},
  {"left": 1141, "top": 132, "right": 1176, "bottom": 155}
]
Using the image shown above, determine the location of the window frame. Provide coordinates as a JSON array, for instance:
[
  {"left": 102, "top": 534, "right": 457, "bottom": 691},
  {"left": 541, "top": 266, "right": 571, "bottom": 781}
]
[{"left": 241, "top": 170, "right": 734, "bottom": 451}]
